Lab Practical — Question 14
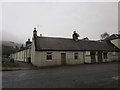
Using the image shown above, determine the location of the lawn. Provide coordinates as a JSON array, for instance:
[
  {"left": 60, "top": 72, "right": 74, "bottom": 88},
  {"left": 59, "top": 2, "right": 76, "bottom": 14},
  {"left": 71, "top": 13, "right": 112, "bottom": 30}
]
[
  {"left": 2, "top": 61, "right": 19, "bottom": 67},
  {"left": 2, "top": 58, "right": 19, "bottom": 67}
]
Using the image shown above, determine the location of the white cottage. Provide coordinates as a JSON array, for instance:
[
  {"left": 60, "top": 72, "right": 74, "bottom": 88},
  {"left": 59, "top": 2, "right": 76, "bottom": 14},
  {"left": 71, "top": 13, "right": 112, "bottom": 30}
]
[
  {"left": 30, "top": 28, "right": 120, "bottom": 67},
  {"left": 10, "top": 39, "right": 32, "bottom": 63},
  {"left": 10, "top": 27, "right": 120, "bottom": 67}
]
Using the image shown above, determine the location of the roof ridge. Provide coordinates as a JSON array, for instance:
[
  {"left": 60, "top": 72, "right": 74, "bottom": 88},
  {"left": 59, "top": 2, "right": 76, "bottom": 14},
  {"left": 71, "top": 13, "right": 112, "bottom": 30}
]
[
  {"left": 35, "top": 36, "right": 119, "bottom": 51},
  {"left": 36, "top": 36, "right": 97, "bottom": 42}
]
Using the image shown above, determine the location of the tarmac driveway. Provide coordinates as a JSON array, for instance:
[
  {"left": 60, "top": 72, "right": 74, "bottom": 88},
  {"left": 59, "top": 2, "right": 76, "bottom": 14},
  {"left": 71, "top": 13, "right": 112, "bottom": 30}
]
[{"left": 2, "top": 62, "right": 119, "bottom": 88}]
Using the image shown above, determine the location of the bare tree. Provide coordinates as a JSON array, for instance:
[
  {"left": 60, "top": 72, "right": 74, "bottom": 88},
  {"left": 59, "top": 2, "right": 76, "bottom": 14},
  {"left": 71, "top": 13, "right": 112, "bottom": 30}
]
[{"left": 100, "top": 32, "right": 109, "bottom": 40}]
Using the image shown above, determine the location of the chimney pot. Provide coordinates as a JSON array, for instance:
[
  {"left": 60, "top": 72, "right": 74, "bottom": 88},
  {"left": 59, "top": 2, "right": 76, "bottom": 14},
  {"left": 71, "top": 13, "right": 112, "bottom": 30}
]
[
  {"left": 33, "top": 27, "right": 37, "bottom": 37},
  {"left": 40, "top": 34, "right": 42, "bottom": 37}
]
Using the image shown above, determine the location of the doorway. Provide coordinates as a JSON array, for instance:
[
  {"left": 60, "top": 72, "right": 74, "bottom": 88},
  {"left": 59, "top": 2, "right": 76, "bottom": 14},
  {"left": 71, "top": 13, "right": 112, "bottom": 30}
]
[
  {"left": 61, "top": 53, "right": 66, "bottom": 65},
  {"left": 90, "top": 51, "right": 96, "bottom": 63},
  {"left": 98, "top": 51, "right": 103, "bottom": 63}
]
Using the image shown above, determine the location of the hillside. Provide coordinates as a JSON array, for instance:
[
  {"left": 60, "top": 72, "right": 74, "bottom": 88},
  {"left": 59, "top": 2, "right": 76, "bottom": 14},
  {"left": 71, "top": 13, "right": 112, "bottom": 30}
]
[
  {"left": 1, "top": 41, "right": 24, "bottom": 48},
  {"left": 1, "top": 41, "right": 24, "bottom": 57}
]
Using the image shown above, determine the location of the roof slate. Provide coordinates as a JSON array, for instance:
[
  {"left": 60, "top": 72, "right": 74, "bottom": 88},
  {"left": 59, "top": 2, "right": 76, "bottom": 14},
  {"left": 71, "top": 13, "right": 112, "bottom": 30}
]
[
  {"left": 35, "top": 36, "right": 119, "bottom": 51},
  {"left": 105, "top": 34, "right": 120, "bottom": 41}
]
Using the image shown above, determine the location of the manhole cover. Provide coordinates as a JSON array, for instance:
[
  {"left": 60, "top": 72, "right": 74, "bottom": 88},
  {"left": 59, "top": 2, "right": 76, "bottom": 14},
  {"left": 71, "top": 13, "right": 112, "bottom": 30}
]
[{"left": 112, "top": 76, "right": 120, "bottom": 80}]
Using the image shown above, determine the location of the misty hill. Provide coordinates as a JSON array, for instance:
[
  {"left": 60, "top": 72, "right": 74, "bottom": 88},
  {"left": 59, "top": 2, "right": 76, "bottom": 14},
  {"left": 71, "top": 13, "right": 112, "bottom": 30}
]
[
  {"left": 1, "top": 41, "right": 25, "bottom": 57},
  {"left": 1, "top": 41, "right": 24, "bottom": 48}
]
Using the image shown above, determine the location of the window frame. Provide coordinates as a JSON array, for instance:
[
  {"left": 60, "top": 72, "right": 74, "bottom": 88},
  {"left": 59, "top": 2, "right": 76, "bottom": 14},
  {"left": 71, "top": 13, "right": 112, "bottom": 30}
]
[
  {"left": 112, "top": 52, "right": 116, "bottom": 56},
  {"left": 74, "top": 53, "right": 78, "bottom": 60},
  {"left": 90, "top": 51, "right": 96, "bottom": 59},
  {"left": 103, "top": 52, "right": 107, "bottom": 59},
  {"left": 85, "top": 51, "right": 90, "bottom": 56},
  {"left": 46, "top": 52, "right": 52, "bottom": 60}
]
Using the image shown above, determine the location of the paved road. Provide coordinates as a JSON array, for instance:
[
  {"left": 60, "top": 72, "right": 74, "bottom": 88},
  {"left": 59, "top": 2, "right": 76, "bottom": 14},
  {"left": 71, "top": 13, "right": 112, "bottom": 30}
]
[{"left": 2, "top": 62, "right": 119, "bottom": 88}]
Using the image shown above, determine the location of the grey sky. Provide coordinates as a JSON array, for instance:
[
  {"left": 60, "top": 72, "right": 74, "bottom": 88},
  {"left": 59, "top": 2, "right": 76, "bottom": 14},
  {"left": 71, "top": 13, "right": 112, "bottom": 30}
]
[{"left": 2, "top": 2, "right": 118, "bottom": 44}]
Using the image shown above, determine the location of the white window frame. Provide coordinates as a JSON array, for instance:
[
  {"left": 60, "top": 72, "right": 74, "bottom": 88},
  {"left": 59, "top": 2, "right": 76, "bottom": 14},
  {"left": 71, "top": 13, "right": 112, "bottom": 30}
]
[
  {"left": 112, "top": 52, "right": 116, "bottom": 55},
  {"left": 46, "top": 52, "right": 52, "bottom": 60},
  {"left": 74, "top": 53, "right": 78, "bottom": 60},
  {"left": 85, "top": 51, "right": 90, "bottom": 56}
]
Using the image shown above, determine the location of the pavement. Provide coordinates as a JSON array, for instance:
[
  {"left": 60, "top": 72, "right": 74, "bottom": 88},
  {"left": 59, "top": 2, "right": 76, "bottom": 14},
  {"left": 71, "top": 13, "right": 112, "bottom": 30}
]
[{"left": 2, "top": 62, "right": 119, "bottom": 88}]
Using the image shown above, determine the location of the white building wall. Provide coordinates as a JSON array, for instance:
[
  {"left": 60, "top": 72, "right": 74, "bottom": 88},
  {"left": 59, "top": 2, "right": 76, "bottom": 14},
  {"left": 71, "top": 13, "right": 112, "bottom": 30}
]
[
  {"left": 26, "top": 49, "right": 29, "bottom": 58},
  {"left": 21, "top": 50, "right": 24, "bottom": 61},
  {"left": 33, "top": 51, "right": 84, "bottom": 67},
  {"left": 16, "top": 51, "right": 24, "bottom": 62},
  {"left": 95, "top": 53, "right": 98, "bottom": 63},
  {"left": 84, "top": 51, "right": 91, "bottom": 63},
  {"left": 108, "top": 52, "right": 119, "bottom": 62},
  {"left": 18, "top": 52, "right": 20, "bottom": 61},
  {"left": 23, "top": 50, "right": 25, "bottom": 62},
  {"left": 31, "top": 38, "right": 36, "bottom": 65},
  {"left": 20, "top": 51, "right": 22, "bottom": 61},
  {"left": 17, "top": 52, "right": 19, "bottom": 60},
  {"left": 111, "top": 39, "right": 120, "bottom": 49},
  {"left": 19, "top": 51, "right": 21, "bottom": 60},
  {"left": 11, "top": 48, "right": 32, "bottom": 62},
  {"left": 66, "top": 52, "right": 84, "bottom": 64},
  {"left": 24, "top": 49, "right": 27, "bottom": 62},
  {"left": 24, "top": 48, "right": 31, "bottom": 62},
  {"left": 19, "top": 51, "right": 21, "bottom": 61},
  {"left": 85, "top": 56, "right": 91, "bottom": 63}
]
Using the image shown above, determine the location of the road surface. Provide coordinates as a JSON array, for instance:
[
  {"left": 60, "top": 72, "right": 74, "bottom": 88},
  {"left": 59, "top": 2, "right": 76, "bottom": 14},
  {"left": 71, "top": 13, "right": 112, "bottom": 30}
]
[{"left": 2, "top": 62, "right": 119, "bottom": 88}]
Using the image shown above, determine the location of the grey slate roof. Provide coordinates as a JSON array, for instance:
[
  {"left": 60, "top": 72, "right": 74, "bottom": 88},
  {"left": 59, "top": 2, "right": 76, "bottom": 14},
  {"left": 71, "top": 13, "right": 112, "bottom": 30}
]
[
  {"left": 35, "top": 36, "right": 119, "bottom": 51},
  {"left": 105, "top": 34, "right": 120, "bottom": 41},
  {"left": 17, "top": 44, "right": 32, "bottom": 52}
]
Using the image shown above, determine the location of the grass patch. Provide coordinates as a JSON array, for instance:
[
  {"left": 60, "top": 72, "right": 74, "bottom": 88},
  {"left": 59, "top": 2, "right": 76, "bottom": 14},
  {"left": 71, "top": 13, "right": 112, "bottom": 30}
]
[
  {"left": 2, "top": 61, "right": 19, "bottom": 67},
  {"left": 1, "top": 58, "right": 19, "bottom": 67}
]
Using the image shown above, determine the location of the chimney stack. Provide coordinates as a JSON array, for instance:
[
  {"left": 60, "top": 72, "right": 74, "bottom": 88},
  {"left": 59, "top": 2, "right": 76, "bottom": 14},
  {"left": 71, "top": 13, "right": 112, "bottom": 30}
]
[
  {"left": 33, "top": 27, "right": 37, "bottom": 37},
  {"left": 72, "top": 31, "right": 79, "bottom": 41},
  {"left": 26, "top": 38, "right": 32, "bottom": 46}
]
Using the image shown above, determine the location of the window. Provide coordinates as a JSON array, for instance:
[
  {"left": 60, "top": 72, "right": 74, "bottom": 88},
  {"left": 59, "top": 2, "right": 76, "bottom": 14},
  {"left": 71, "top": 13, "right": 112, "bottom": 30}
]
[
  {"left": 85, "top": 51, "right": 90, "bottom": 56},
  {"left": 74, "top": 53, "right": 78, "bottom": 60},
  {"left": 103, "top": 52, "right": 107, "bottom": 59},
  {"left": 46, "top": 52, "right": 52, "bottom": 60},
  {"left": 112, "top": 52, "right": 116, "bottom": 55},
  {"left": 90, "top": 52, "right": 96, "bottom": 59}
]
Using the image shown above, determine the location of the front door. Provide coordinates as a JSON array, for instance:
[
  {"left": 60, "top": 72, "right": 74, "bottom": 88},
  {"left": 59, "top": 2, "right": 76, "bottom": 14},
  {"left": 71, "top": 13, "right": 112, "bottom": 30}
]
[
  {"left": 90, "top": 52, "right": 96, "bottom": 63},
  {"left": 98, "top": 51, "right": 102, "bottom": 63},
  {"left": 61, "top": 53, "right": 66, "bottom": 65}
]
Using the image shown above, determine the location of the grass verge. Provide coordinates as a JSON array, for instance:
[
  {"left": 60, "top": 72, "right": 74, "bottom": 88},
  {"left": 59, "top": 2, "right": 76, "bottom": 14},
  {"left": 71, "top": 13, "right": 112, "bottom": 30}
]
[{"left": 2, "top": 61, "right": 19, "bottom": 67}]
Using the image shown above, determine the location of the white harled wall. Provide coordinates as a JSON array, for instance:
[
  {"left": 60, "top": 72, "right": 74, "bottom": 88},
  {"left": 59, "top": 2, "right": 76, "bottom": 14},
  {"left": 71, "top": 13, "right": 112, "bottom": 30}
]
[
  {"left": 32, "top": 51, "right": 84, "bottom": 67},
  {"left": 10, "top": 37, "right": 119, "bottom": 66},
  {"left": 31, "top": 38, "right": 36, "bottom": 65},
  {"left": 111, "top": 39, "right": 120, "bottom": 49},
  {"left": 108, "top": 52, "right": 119, "bottom": 62},
  {"left": 10, "top": 48, "right": 31, "bottom": 62}
]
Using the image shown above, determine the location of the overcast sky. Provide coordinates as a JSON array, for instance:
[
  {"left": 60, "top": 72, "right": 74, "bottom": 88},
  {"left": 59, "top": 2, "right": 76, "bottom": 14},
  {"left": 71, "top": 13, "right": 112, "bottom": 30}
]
[{"left": 2, "top": 2, "right": 118, "bottom": 44}]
